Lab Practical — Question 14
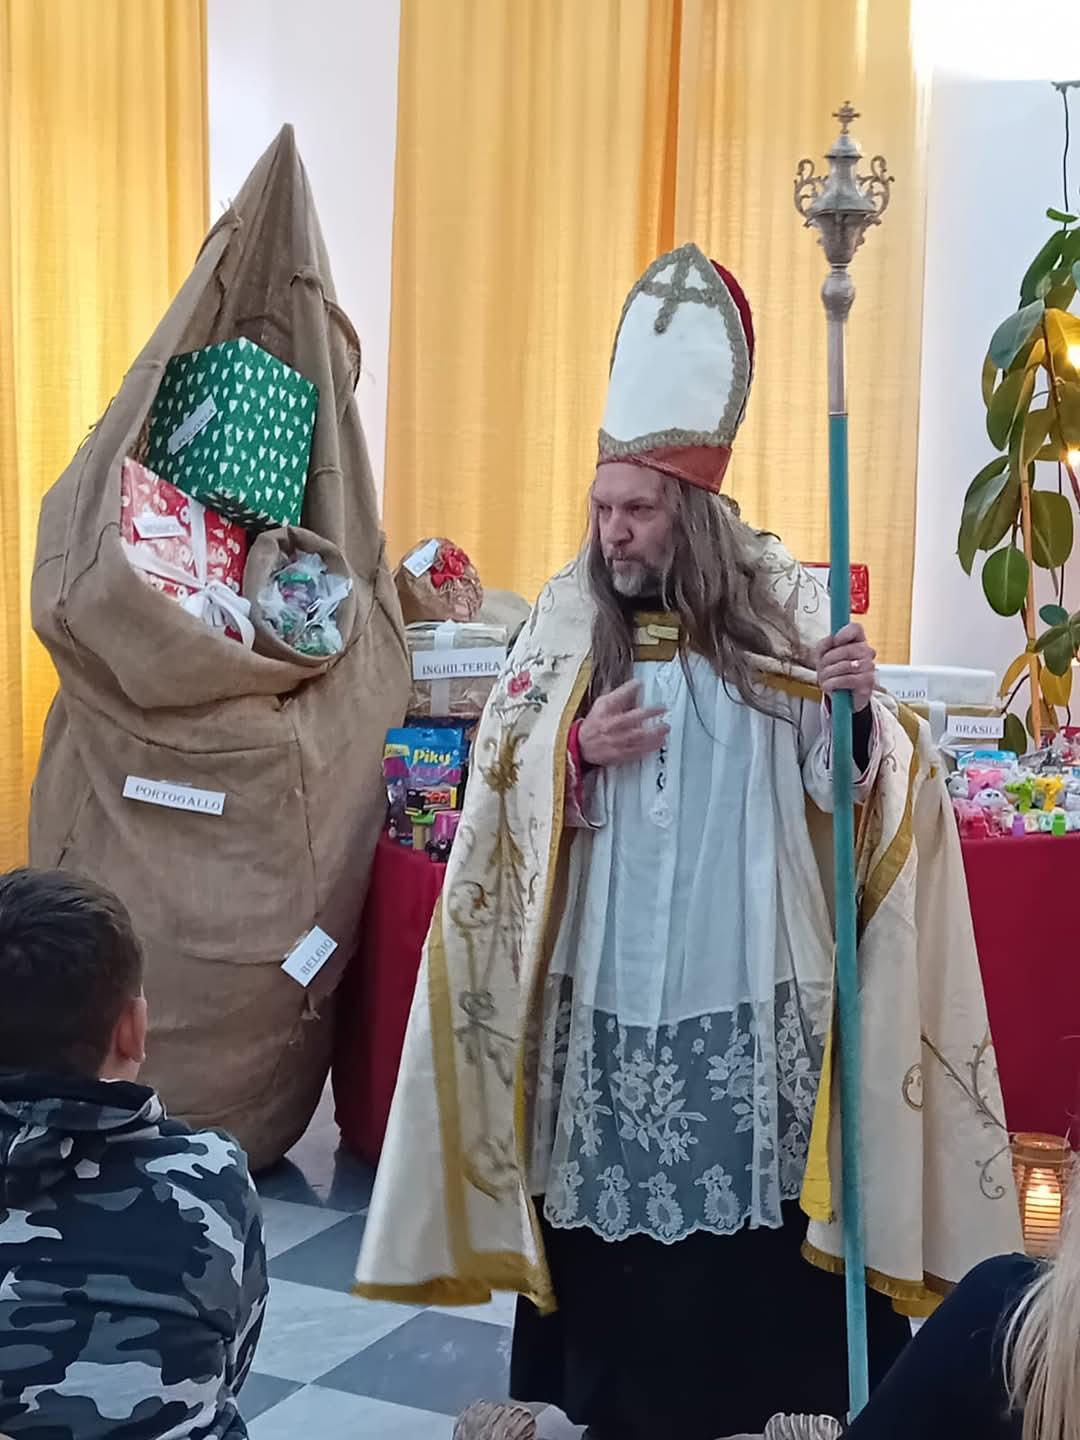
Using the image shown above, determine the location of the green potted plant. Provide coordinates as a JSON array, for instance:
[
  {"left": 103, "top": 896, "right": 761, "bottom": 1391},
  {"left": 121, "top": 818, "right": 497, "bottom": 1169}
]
[{"left": 958, "top": 208, "right": 1080, "bottom": 754}]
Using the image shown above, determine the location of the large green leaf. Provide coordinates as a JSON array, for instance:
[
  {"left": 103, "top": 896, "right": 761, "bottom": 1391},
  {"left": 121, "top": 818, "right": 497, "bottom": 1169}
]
[
  {"left": 1029, "top": 489, "right": 1074, "bottom": 568},
  {"left": 981, "top": 354, "right": 998, "bottom": 408},
  {"left": 1026, "top": 699, "right": 1061, "bottom": 739},
  {"left": 1058, "top": 380, "right": 1080, "bottom": 446},
  {"left": 1022, "top": 406, "right": 1053, "bottom": 467},
  {"left": 1003, "top": 712, "right": 1028, "bottom": 757},
  {"left": 957, "top": 457, "right": 1015, "bottom": 574},
  {"left": 1045, "top": 633, "right": 1077, "bottom": 677},
  {"left": 1022, "top": 233, "right": 1068, "bottom": 305},
  {"left": 1037, "top": 619, "right": 1080, "bottom": 675},
  {"left": 989, "top": 301, "right": 1046, "bottom": 370},
  {"left": 982, "top": 545, "right": 1030, "bottom": 616},
  {"left": 987, "top": 368, "right": 1035, "bottom": 449},
  {"left": 1045, "top": 310, "right": 1080, "bottom": 370},
  {"left": 1045, "top": 269, "right": 1079, "bottom": 312}
]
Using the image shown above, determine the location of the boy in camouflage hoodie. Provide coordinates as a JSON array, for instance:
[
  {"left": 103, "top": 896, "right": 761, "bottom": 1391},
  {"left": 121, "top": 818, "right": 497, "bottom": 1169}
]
[{"left": 0, "top": 869, "right": 267, "bottom": 1438}]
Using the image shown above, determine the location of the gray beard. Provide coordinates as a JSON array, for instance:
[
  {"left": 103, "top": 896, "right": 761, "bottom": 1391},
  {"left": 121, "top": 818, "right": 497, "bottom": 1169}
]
[{"left": 607, "top": 558, "right": 667, "bottom": 599}]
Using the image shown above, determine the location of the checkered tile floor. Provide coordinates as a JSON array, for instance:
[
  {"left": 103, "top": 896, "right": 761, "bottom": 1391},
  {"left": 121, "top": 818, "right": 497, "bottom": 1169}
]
[{"left": 247, "top": 1090, "right": 583, "bottom": 1438}]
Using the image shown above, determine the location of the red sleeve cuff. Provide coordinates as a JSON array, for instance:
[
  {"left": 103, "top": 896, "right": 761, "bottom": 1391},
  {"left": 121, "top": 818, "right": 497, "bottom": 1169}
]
[{"left": 566, "top": 719, "right": 587, "bottom": 821}]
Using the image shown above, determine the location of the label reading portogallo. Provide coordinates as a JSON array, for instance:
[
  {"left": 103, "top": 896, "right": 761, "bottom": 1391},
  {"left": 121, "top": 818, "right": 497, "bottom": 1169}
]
[{"left": 123, "top": 776, "right": 227, "bottom": 817}]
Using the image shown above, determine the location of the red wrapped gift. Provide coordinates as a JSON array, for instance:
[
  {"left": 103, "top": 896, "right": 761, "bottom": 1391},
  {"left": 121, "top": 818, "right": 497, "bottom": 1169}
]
[
  {"left": 802, "top": 562, "right": 870, "bottom": 615},
  {"left": 120, "top": 458, "right": 253, "bottom": 644}
]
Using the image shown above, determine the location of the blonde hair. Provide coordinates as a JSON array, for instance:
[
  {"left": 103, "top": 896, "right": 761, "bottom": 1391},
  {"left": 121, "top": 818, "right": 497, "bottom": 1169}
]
[{"left": 1006, "top": 1174, "right": 1080, "bottom": 1440}]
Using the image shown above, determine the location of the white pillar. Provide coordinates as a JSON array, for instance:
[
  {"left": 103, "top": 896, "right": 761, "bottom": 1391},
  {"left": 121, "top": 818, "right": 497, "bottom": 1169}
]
[{"left": 206, "top": 0, "right": 401, "bottom": 503}]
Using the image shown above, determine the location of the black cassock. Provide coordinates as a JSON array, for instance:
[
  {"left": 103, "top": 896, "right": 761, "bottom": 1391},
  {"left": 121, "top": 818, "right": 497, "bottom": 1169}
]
[{"left": 511, "top": 1202, "right": 910, "bottom": 1439}]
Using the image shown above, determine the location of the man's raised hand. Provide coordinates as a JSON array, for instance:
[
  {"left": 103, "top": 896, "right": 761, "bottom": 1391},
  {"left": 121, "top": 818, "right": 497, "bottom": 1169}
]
[{"left": 578, "top": 680, "right": 669, "bottom": 768}]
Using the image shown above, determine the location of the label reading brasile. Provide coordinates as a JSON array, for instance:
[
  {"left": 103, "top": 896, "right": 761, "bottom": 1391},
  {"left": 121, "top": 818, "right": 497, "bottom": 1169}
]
[
  {"left": 945, "top": 714, "right": 1005, "bottom": 743},
  {"left": 282, "top": 927, "right": 338, "bottom": 987},
  {"left": 123, "top": 776, "right": 226, "bottom": 816}
]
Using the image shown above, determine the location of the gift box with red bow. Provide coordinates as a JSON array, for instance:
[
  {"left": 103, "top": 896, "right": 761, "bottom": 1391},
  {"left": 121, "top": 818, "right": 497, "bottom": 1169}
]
[
  {"left": 394, "top": 537, "right": 483, "bottom": 625},
  {"left": 120, "top": 458, "right": 253, "bottom": 645}
]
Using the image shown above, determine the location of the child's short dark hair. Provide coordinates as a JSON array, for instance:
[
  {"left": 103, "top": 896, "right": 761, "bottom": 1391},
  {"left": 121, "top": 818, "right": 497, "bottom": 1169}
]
[{"left": 0, "top": 869, "right": 144, "bottom": 1076}]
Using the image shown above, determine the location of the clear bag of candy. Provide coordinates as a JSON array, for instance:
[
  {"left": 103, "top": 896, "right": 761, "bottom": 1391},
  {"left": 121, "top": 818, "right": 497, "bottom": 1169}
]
[{"left": 257, "top": 550, "right": 353, "bottom": 657}]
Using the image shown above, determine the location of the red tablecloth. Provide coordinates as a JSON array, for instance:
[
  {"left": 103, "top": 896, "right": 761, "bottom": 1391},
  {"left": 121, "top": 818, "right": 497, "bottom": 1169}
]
[
  {"left": 333, "top": 837, "right": 445, "bottom": 1165},
  {"left": 961, "top": 834, "right": 1080, "bottom": 1142},
  {"left": 334, "top": 831, "right": 1080, "bottom": 1165}
]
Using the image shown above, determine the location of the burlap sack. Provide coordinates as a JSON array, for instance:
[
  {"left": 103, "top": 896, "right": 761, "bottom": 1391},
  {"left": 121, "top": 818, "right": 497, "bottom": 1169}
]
[{"left": 29, "top": 127, "right": 410, "bottom": 1170}]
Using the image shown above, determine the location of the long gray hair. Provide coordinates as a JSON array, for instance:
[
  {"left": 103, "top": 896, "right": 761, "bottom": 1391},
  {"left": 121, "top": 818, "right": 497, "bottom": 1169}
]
[{"left": 586, "top": 478, "right": 804, "bottom": 711}]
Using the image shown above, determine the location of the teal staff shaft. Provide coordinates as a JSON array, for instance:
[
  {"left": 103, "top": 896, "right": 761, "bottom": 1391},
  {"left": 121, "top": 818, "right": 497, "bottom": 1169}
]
[{"left": 828, "top": 406, "right": 869, "bottom": 1417}]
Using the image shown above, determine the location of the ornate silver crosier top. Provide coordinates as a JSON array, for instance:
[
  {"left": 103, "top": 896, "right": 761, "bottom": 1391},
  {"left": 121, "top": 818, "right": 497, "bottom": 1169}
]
[{"left": 794, "top": 103, "right": 893, "bottom": 322}]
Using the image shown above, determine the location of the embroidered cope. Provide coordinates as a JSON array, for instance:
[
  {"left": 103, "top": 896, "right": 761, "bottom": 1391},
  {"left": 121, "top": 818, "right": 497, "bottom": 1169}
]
[{"left": 529, "top": 654, "right": 878, "bottom": 1244}]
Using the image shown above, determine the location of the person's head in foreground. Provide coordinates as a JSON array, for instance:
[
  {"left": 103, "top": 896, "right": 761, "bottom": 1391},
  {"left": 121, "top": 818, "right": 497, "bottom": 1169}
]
[
  {"left": 584, "top": 243, "right": 864, "bottom": 712},
  {"left": 1005, "top": 1190, "right": 1080, "bottom": 1440},
  {"left": 841, "top": 1182, "right": 1080, "bottom": 1440},
  {"left": 0, "top": 869, "right": 266, "bottom": 1440},
  {"left": 0, "top": 866, "right": 147, "bottom": 1081}
]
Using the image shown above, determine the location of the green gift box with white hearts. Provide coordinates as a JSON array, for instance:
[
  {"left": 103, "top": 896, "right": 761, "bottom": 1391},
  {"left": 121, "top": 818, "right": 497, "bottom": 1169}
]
[{"left": 145, "top": 336, "right": 318, "bottom": 531}]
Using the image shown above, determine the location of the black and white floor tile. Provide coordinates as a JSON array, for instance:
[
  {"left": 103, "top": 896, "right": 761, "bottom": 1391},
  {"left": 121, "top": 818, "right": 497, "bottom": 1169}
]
[{"left": 246, "top": 1090, "right": 583, "bottom": 1438}]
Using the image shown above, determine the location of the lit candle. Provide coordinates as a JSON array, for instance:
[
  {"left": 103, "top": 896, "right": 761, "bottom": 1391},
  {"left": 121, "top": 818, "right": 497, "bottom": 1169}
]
[{"left": 1022, "top": 1168, "right": 1063, "bottom": 1258}]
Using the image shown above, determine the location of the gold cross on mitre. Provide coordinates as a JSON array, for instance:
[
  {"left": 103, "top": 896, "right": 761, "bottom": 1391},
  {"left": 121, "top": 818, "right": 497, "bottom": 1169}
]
[{"left": 640, "top": 246, "right": 724, "bottom": 335}]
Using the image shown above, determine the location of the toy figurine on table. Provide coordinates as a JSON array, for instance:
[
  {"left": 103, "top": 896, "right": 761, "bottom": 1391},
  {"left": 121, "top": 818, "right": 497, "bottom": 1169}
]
[{"left": 948, "top": 739, "right": 1080, "bottom": 838}]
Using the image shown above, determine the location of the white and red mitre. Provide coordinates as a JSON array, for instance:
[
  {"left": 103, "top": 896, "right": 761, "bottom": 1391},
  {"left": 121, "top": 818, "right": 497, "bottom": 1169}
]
[{"left": 598, "top": 243, "right": 755, "bottom": 494}]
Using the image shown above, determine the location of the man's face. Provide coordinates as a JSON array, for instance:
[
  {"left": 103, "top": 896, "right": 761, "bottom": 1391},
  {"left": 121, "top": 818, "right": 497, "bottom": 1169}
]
[{"left": 591, "top": 463, "right": 676, "bottom": 598}]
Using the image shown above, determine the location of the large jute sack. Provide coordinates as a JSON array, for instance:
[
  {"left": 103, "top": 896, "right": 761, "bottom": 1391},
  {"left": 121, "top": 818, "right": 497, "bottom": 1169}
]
[{"left": 29, "top": 127, "right": 410, "bottom": 1170}]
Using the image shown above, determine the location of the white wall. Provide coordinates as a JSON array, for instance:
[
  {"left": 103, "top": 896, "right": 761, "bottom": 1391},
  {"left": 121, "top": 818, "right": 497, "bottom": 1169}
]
[
  {"left": 910, "top": 74, "right": 1078, "bottom": 672},
  {"left": 206, "top": 0, "right": 400, "bottom": 500}
]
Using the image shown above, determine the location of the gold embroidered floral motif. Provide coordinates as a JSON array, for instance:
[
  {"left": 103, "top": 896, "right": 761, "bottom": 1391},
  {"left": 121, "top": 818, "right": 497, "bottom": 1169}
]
[{"left": 902, "top": 1064, "right": 924, "bottom": 1111}]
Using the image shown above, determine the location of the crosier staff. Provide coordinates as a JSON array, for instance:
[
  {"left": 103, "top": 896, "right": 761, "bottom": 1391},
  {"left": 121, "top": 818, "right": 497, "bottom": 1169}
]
[{"left": 794, "top": 103, "right": 893, "bottom": 1421}]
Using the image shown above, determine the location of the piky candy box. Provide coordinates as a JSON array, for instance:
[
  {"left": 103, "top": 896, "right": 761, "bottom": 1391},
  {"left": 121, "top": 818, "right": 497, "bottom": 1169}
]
[
  {"left": 120, "top": 458, "right": 251, "bottom": 643},
  {"left": 144, "top": 336, "right": 317, "bottom": 531}
]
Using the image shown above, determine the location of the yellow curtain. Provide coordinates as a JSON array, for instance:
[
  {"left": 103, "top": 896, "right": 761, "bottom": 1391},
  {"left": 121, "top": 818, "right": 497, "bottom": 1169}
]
[
  {"left": 384, "top": 0, "right": 926, "bottom": 660},
  {"left": 385, "top": 0, "right": 682, "bottom": 601},
  {"left": 674, "top": 0, "right": 928, "bottom": 659},
  {"left": 0, "top": 0, "right": 208, "bottom": 868}
]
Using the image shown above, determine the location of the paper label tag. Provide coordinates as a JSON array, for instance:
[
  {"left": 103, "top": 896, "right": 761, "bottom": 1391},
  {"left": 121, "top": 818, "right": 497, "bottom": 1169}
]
[
  {"left": 134, "top": 512, "right": 186, "bottom": 541},
  {"left": 403, "top": 539, "right": 441, "bottom": 578},
  {"left": 413, "top": 647, "right": 507, "bottom": 681},
  {"left": 282, "top": 926, "right": 338, "bottom": 987},
  {"left": 167, "top": 395, "right": 218, "bottom": 455},
  {"left": 945, "top": 714, "right": 1005, "bottom": 743},
  {"left": 886, "top": 674, "right": 929, "bottom": 704},
  {"left": 123, "top": 776, "right": 226, "bottom": 816}
]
